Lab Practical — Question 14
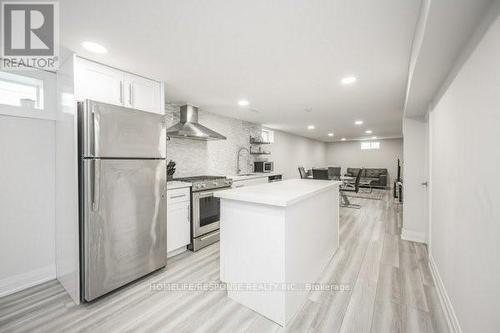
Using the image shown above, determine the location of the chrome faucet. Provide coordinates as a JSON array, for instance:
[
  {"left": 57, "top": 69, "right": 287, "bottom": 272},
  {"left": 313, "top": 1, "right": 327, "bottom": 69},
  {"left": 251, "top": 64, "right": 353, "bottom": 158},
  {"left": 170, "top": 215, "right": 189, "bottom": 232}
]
[{"left": 237, "top": 147, "right": 251, "bottom": 174}]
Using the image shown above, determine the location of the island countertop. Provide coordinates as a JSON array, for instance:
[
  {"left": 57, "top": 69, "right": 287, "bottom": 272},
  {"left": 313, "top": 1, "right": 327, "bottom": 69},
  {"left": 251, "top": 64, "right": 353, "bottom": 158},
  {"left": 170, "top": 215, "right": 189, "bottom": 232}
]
[{"left": 215, "top": 179, "right": 341, "bottom": 207}]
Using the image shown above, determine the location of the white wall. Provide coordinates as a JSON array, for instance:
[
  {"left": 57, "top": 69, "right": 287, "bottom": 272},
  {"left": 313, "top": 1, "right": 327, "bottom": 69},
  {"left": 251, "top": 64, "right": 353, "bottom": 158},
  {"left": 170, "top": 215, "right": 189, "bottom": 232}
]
[
  {"left": 428, "top": 11, "right": 500, "bottom": 332},
  {"left": 55, "top": 53, "right": 80, "bottom": 303},
  {"left": 325, "top": 138, "right": 403, "bottom": 186},
  {"left": 402, "top": 117, "right": 428, "bottom": 243},
  {"left": 166, "top": 105, "right": 326, "bottom": 179},
  {"left": 267, "top": 130, "right": 326, "bottom": 180},
  {"left": 0, "top": 70, "right": 57, "bottom": 297},
  {"left": 165, "top": 105, "right": 261, "bottom": 177}
]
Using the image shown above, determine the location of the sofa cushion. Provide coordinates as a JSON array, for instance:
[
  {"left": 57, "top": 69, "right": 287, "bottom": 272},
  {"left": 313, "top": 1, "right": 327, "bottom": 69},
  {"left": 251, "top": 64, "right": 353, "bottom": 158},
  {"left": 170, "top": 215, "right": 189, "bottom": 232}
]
[
  {"left": 365, "top": 168, "right": 387, "bottom": 178},
  {"left": 346, "top": 168, "right": 361, "bottom": 177}
]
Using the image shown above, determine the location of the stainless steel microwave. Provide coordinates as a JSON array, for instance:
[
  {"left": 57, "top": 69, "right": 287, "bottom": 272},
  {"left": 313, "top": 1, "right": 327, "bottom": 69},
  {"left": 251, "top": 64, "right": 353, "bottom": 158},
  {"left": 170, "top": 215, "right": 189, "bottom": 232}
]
[{"left": 254, "top": 161, "right": 274, "bottom": 173}]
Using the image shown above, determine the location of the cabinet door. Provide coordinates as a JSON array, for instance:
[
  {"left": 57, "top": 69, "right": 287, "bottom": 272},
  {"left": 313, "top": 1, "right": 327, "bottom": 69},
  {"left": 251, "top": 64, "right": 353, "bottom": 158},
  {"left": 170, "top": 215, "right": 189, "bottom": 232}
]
[
  {"left": 75, "top": 58, "right": 124, "bottom": 106},
  {"left": 125, "top": 74, "right": 163, "bottom": 114},
  {"left": 167, "top": 200, "right": 191, "bottom": 253}
]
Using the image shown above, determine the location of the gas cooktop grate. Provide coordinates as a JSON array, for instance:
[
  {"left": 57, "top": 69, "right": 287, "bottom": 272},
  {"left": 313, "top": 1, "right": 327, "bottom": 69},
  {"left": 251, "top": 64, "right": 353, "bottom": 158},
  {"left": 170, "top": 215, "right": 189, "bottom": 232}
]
[{"left": 174, "top": 175, "right": 226, "bottom": 182}]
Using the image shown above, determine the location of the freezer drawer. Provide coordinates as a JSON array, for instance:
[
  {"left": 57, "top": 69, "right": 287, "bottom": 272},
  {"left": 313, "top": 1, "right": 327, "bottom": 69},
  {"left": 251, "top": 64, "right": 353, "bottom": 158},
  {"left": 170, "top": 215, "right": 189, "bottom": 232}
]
[
  {"left": 79, "top": 100, "right": 166, "bottom": 158},
  {"left": 82, "top": 159, "right": 167, "bottom": 301}
]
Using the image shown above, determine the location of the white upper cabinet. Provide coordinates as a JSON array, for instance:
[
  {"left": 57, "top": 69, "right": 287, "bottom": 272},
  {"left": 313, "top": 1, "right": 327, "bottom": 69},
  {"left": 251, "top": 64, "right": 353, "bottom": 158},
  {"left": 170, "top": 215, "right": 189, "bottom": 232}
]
[
  {"left": 125, "top": 74, "right": 162, "bottom": 114},
  {"left": 75, "top": 58, "right": 124, "bottom": 106},
  {"left": 75, "top": 57, "right": 164, "bottom": 114}
]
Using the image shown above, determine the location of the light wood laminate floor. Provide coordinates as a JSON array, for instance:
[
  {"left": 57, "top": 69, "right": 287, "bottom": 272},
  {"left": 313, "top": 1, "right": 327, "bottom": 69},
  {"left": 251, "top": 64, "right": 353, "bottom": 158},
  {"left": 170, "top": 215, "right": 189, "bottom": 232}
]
[{"left": 0, "top": 190, "right": 448, "bottom": 332}]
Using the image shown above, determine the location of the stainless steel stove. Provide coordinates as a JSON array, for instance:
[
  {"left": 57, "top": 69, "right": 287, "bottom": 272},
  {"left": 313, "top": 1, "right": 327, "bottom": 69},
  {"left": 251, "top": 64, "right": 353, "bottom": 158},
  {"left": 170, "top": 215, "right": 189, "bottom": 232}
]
[
  {"left": 175, "top": 175, "right": 232, "bottom": 251},
  {"left": 175, "top": 175, "right": 232, "bottom": 192}
]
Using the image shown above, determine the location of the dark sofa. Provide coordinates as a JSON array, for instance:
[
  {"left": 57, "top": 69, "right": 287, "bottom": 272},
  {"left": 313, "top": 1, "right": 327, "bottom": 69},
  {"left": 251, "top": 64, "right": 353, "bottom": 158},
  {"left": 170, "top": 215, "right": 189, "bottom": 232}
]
[{"left": 345, "top": 168, "right": 388, "bottom": 188}]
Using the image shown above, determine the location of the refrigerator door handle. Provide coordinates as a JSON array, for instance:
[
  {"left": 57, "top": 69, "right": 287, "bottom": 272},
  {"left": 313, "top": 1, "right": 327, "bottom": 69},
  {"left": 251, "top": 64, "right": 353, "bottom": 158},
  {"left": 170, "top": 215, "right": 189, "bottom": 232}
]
[
  {"left": 129, "top": 84, "right": 133, "bottom": 106},
  {"left": 120, "top": 81, "right": 124, "bottom": 104},
  {"left": 91, "top": 109, "right": 99, "bottom": 157},
  {"left": 89, "top": 159, "right": 95, "bottom": 209},
  {"left": 91, "top": 159, "right": 101, "bottom": 211}
]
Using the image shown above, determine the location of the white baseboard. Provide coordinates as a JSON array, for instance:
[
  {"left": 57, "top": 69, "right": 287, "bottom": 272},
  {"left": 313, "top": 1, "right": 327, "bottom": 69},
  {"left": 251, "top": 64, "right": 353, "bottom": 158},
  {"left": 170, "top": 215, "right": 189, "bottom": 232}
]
[
  {"left": 0, "top": 265, "right": 56, "bottom": 298},
  {"left": 167, "top": 246, "right": 188, "bottom": 258},
  {"left": 428, "top": 255, "right": 462, "bottom": 333},
  {"left": 401, "top": 228, "right": 427, "bottom": 243}
]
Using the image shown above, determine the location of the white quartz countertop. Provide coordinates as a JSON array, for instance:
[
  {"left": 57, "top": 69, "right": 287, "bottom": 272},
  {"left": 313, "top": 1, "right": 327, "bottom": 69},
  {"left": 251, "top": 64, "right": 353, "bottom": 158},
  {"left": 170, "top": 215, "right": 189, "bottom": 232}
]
[
  {"left": 215, "top": 179, "right": 341, "bottom": 207},
  {"left": 167, "top": 181, "right": 192, "bottom": 190},
  {"left": 228, "top": 172, "right": 282, "bottom": 182}
]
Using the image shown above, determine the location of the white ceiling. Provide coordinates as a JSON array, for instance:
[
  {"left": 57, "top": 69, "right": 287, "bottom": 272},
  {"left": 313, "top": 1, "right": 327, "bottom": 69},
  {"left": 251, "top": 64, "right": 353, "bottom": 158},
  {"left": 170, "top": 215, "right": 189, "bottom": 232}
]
[
  {"left": 60, "top": 0, "right": 421, "bottom": 142},
  {"left": 404, "top": 0, "right": 494, "bottom": 118}
]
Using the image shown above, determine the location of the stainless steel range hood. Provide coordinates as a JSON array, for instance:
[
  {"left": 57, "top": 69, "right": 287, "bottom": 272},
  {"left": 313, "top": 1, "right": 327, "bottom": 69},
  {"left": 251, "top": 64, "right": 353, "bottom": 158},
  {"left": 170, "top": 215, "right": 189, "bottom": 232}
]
[{"left": 166, "top": 105, "right": 226, "bottom": 140}]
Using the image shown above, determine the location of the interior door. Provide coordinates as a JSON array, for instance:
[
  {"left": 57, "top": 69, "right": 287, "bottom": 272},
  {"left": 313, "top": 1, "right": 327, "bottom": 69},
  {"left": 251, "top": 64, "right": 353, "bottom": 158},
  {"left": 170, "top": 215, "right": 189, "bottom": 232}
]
[
  {"left": 402, "top": 118, "right": 429, "bottom": 243},
  {"left": 82, "top": 159, "right": 167, "bottom": 301},
  {"left": 81, "top": 100, "right": 166, "bottom": 158}
]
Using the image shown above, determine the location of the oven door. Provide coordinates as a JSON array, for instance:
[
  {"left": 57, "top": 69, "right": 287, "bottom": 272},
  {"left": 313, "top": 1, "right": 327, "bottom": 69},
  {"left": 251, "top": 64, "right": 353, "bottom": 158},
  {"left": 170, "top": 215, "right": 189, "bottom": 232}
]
[{"left": 192, "top": 187, "right": 228, "bottom": 238}]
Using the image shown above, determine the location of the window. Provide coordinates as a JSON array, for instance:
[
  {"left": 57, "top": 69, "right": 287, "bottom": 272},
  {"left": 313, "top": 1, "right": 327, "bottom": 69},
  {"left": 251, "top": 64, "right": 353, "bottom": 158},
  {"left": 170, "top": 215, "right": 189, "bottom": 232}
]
[
  {"left": 0, "top": 71, "right": 44, "bottom": 109},
  {"left": 361, "top": 141, "right": 380, "bottom": 150},
  {"left": 261, "top": 128, "right": 274, "bottom": 143}
]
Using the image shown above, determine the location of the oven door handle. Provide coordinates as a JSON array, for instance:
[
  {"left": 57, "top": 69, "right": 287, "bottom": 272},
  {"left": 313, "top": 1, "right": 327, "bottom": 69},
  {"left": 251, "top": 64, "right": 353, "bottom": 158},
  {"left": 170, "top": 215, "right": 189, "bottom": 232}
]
[
  {"left": 193, "top": 187, "right": 230, "bottom": 199},
  {"left": 197, "top": 192, "right": 215, "bottom": 199}
]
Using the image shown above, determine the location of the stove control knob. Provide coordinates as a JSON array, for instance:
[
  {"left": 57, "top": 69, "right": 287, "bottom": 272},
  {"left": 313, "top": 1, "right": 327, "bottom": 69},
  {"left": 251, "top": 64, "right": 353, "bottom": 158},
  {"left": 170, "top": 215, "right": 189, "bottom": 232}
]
[
  {"left": 213, "top": 182, "right": 218, "bottom": 186},
  {"left": 195, "top": 184, "right": 200, "bottom": 189},
  {"left": 201, "top": 184, "right": 206, "bottom": 188}
]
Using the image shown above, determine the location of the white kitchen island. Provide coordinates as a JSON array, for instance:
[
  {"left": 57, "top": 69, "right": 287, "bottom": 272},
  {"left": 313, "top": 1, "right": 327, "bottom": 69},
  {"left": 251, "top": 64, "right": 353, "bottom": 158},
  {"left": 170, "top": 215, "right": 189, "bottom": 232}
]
[{"left": 215, "top": 179, "right": 340, "bottom": 326}]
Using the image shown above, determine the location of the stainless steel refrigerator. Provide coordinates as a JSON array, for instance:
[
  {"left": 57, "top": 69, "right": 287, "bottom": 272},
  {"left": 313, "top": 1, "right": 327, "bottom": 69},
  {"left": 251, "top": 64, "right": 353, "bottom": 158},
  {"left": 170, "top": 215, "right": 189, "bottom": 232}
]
[{"left": 78, "top": 99, "right": 167, "bottom": 302}]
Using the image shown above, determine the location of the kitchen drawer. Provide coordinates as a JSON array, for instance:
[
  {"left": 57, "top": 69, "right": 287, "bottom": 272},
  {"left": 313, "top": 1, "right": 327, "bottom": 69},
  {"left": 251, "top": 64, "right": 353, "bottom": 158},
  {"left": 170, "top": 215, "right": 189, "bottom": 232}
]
[{"left": 167, "top": 187, "right": 190, "bottom": 203}]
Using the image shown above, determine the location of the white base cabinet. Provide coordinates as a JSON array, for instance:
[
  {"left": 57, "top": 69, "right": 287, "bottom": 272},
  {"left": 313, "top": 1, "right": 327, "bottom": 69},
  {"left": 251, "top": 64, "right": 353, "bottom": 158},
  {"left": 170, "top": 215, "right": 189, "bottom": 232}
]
[
  {"left": 218, "top": 180, "right": 340, "bottom": 326},
  {"left": 166, "top": 187, "right": 191, "bottom": 257}
]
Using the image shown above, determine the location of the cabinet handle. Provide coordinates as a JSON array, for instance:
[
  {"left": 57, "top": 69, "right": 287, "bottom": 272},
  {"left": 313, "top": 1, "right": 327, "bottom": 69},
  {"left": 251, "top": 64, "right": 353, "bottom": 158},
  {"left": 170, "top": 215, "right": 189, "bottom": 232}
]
[
  {"left": 169, "top": 194, "right": 186, "bottom": 199},
  {"left": 235, "top": 184, "right": 245, "bottom": 188},
  {"left": 119, "top": 81, "right": 124, "bottom": 104}
]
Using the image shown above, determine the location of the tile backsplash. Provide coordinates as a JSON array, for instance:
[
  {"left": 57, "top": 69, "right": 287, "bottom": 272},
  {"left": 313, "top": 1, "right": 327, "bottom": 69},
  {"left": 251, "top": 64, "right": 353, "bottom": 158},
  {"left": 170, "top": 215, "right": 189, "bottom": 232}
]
[{"left": 165, "top": 104, "right": 262, "bottom": 177}]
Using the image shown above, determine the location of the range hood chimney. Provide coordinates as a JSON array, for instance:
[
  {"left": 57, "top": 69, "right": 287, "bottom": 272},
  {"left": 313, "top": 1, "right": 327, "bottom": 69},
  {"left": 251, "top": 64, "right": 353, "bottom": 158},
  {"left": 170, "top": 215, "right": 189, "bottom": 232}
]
[{"left": 166, "top": 105, "right": 226, "bottom": 141}]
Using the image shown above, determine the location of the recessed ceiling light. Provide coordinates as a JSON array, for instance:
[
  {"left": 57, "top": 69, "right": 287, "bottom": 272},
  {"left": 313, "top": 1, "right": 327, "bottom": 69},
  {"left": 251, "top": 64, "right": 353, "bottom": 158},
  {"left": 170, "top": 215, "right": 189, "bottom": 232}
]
[
  {"left": 238, "top": 100, "right": 249, "bottom": 106},
  {"left": 307, "top": 125, "right": 315, "bottom": 130},
  {"left": 371, "top": 136, "right": 377, "bottom": 139},
  {"left": 341, "top": 138, "right": 347, "bottom": 141},
  {"left": 328, "top": 133, "right": 334, "bottom": 137},
  {"left": 365, "top": 130, "right": 373, "bottom": 134},
  {"left": 341, "top": 76, "right": 357, "bottom": 85},
  {"left": 355, "top": 120, "right": 363, "bottom": 125},
  {"left": 81, "top": 41, "right": 107, "bottom": 54}
]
